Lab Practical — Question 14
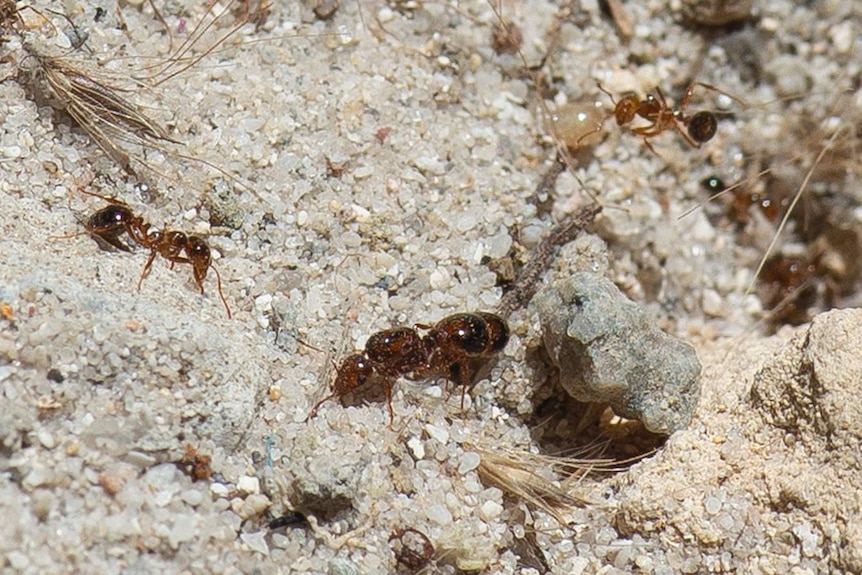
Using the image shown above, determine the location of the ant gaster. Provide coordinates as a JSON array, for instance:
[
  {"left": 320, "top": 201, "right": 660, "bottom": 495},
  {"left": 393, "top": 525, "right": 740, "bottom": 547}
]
[{"left": 308, "top": 312, "right": 510, "bottom": 424}]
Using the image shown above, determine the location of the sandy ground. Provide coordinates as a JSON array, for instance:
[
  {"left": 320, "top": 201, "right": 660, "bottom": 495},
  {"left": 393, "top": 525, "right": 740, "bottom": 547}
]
[{"left": 1, "top": 0, "right": 861, "bottom": 573}]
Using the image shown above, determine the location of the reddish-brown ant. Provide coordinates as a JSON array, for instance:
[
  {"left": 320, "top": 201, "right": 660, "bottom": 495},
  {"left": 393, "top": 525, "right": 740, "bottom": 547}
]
[
  {"left": 585, "top": 81, "right": 743, "bottom": 152},
  {"left": 57, "top": 193, "right": 232, "bottom": 318},
  {"left": 701, "top": 175, "right": 788, "bottom": 226},
  {"left": 307, "top": 312, "right": 509, "bottom": 424}
]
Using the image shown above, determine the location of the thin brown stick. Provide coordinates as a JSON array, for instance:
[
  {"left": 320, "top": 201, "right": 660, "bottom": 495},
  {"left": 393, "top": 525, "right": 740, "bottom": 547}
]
[{"left": 497, "top": 202, "right": 603, "bottom": 317}]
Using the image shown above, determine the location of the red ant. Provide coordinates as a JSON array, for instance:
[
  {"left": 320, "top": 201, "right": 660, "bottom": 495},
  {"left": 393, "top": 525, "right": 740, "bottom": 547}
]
[
  {"left": 307, "top": 312, "right": 510, "bottom": 424},
  {"left": 57, "top": 193, "right": 232, "bottom": 318},
  {"left": 584, "top": 81, "right": 743, "bottom": 152}
]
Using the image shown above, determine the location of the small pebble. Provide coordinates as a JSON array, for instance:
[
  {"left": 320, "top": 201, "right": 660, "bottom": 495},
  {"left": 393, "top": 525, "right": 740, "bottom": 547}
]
[
  {"left": 424, "top": 423, "right": 449, "bottom": 444},
  {"left": 702, "top": 289, "right": 726, "bottom": 318},
  {"left": 7, "top": 551, "right": 29, "bottom": 570},
  {"left": 241, "top": 531, "right": 270, "bottom": 556},
  {"left": 37, "top": 430, "right": 56, "bottom": 449},
  {"left": 536, "top": 272, "right": 702, "bottom": 434},
  {"left": 271, "top": 533, "right": 290, "bottom": 549},
  {"left": 829, "top": 20, "right": 853, "bottom": 54},
  {"left": 237, "top": 475, "right": 261, "bottom": 495},
  {"left": 704, "top": 496, "right": 722, "bottom": 515},
  {"left": 479, "top": 500, "right": 503, "bottom": 520},
  {"left": 239, "top": 494, "right": 271, "bottom": 519},
  {"left": 3, "top": 145, "right": 22, "bottom": 159},
  {"left": 426, "top": 503, "right": 453, "bottom": 525},
  {"left": 169, "top": 515, "right": 197, "bottom": 548},
  {"left": 210, "top": 483, "right": 230, "bottom": 497},
  {"left": 23, "top": 466, "right": 51, "bottom": 489},
  {"left": 407, "top": 437, "right": 425, "bottom": 460},
  {"left": 457, "top": 451, "right": 481, "bottom": 475},
  {"left": 328, "top": 558, "right": 359, "bottom": 575},
  {"left": 181, "top": 489, "right": 205, "bottom": 507},
  {"left": 766, "top": 55, "right": 810, "bottom": 97},
  {"left": 569, "top": 557, "right": 590, "bottom": 575}
]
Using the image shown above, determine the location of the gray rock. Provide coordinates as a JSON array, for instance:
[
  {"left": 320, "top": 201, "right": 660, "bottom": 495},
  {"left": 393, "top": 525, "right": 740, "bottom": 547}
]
[
  {"left": 535, "top": 272, "right": 702, "bottom": 434},
  {"left": 289, "top": 460, "right": 361, "bottom": 518}
]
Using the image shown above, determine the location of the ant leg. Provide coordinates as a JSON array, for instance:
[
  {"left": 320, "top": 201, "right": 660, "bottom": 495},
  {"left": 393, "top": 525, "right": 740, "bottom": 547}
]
[
  {"left": 210, "top": 264, "right": 232, "bottom": 319},
  {"left": 672, "top": 121, "right": 702, "bottom": 148},
  {"left": 384, "top": 380, "right": 395, "bottom": 428},
  {"left": 447, "top": 362, "right": 470, "bottom": 415},
  {"left": 77, "top": 188, "right": 128, "bottom": 206},
  {"left": 680, "top": 83, "right": 697, "bottom": 111},
  {"left": 307, "top": 392, "right": 338, "bottom": 420},
  {"left": 166, "top": 256, "right": 191, "bottom": 267},
  {"left": 595, "top": 81, "right": 617, "bottom": 104},
  {"left": 138, "top": 250, "right": 159, "bottom": 291},
  {"left": 574, "top": 118, "right": 607, "bottom": 148},
  {"left": 460, "top": 383, "right": 469, "bottom": 414},
  {"left": 653, "top": 86, "right": 670, "bottom": 111},
  {"left": 49, "top": 227, "right": 132, "bottom": 252},
  {"left": 690, "top": 81, "right": 748, "bottom": 107},
  {"left": 641, "top": 137, "right": 661, "bottom": 157}
]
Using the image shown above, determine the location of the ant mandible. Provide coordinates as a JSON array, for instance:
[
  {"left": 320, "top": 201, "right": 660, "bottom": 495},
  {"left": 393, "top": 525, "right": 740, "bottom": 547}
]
[
  {"left": 307, "top": 311, "right": 509, "bottom": 425},
  {"left": 583, "top": 81, "right": 742, "bottom": 152}
]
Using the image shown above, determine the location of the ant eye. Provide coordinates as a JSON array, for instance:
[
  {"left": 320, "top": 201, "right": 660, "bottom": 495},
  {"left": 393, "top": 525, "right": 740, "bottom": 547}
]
[{"left": 353, "top": 356, "right": 373, "bottom": 385}]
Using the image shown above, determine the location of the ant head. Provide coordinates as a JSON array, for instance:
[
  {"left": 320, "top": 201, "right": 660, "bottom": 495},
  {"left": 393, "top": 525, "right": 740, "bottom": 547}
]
[
  {"left": 334, "top": 354, "right": 373, "bottom": 394},
  {"left": 614, "top": 94, "right": 640, "bottom": 125},
  {"left": 185, "top": 235, "right": 211, "bottom": 281}
]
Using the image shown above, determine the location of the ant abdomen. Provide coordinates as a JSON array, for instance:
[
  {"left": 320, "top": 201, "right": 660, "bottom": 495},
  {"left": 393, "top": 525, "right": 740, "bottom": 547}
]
[
  {"left": 87, "top": 204, "right": 133, "bottom": 230},
  {"left": 433, "top": 313, "right": 491, "bottom": 355},
  {"left": 474, "top": 311, "right": 510, "bottom": 354},
  {"left": 85, "top": 204, "right": 135, "bottom": 251},
  {"left": 433, "top": 312, "right": 510, "bottom": 357},
  {"left": 686, "top": 111, "right": 718, "bottom": 144}
]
